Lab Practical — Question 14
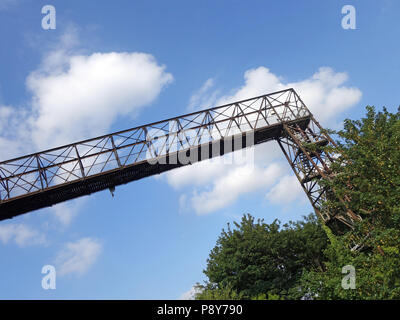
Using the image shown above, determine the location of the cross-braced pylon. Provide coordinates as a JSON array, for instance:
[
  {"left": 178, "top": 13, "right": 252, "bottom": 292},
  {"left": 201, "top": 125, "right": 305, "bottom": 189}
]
[{"left": 277, "top": 113, "right": 362, "bottom": 230}]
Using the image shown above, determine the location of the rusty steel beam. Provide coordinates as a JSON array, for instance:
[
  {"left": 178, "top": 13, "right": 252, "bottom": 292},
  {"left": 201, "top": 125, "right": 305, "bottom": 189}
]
[{"left": 0, "top": 88, "right": 357, "bottom": 228}]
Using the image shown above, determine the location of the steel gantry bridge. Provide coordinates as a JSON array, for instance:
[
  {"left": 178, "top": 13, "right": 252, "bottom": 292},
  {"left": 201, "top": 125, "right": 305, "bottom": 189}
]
[{"left": 0, "top": 88, "right": 360, "bottom": 228}]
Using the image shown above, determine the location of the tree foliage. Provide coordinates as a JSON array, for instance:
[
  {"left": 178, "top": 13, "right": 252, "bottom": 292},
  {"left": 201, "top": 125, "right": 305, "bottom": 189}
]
[
  {"left": 197, "top": 106, "right": 400, "bottom": 300},
  {"left": 195, "top": 214, "right": 327, "bottom": 299},
  {"left": 301, "top": 106, "right": 400, "bottom": 299}
]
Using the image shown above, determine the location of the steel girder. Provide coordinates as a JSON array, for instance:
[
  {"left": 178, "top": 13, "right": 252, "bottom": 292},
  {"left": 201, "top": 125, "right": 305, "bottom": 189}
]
[{"left": 0, "top": 88, "right": 359, "bottom": 228}]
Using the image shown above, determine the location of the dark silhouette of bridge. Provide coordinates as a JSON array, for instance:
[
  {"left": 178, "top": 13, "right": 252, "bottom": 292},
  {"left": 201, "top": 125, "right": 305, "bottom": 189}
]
[{"left": 0, "top": 88, "right": 360, "bottom": 228}]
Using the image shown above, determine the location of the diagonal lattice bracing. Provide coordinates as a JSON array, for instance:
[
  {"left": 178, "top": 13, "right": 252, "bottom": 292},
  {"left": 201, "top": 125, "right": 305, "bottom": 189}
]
[
  {"left": 0, "top": 88, "right": 358, "bottom": 228},
  {"left": 277, "top": 116, "right": 361, "bottom": 229}
]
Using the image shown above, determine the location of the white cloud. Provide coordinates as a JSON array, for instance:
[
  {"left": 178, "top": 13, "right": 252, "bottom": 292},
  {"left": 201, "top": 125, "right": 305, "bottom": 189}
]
[
  {"left": 266, "top": 175, "right": 304, "bottom": 204},
  {"left": 0, "top": 28, "right": 173, "bottom": 227},
  {"left": 27, "top": 50, "right": 173, "bottom": 149},
  {"left": 200, "top": 66, "right": 362, "bottom": 126},
  {"left": 179, "top": 286, "right": 200, "bottom": 300},
  {"left": 0, "top": 223, "right": 46, "bottom": 247},
  {"left": 165, "top": 66, "right": 362, "bottom": 214},
  {"left": 164, "top": 140, "right": 282, "bottom": 189},
  {"left": 188, "top": 78, "right": 219, "bottom": 111},
  {"left": 217, "top": 67, "right": 283, "bottom": 106},
  {"left": 187, "top": 162, "right": 285, "bottom": 214},
  {"left": 163, "top": 157, "right": 238, "bottom": 189},
  {"left": 286, "top": 68, "right": 362, "bottom": 124},
  {"left": 50, "top": 197, "right": 87, "bottom": 226},
  {"left": 0, "top": 28, "right": 173, "bottom": 159},
  {"left": 56, "top": 237, "right": 102, "bottom": 276}
]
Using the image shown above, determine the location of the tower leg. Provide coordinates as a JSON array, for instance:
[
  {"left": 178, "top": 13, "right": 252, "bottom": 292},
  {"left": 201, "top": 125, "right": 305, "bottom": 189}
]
[{"left": 277, "top": 117, "right": 361, "bottom": 231}]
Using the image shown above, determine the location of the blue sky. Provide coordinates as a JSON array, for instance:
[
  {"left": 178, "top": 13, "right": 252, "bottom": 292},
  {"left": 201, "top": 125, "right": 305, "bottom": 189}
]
[{"left": 0, "top": 0, "right": 399, "bottom": 299}]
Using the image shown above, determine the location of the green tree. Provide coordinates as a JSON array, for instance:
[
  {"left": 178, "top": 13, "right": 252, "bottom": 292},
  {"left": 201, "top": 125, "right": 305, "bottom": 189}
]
[
  {"left": 196, "top": 106, "right": 400, "bottom": 300},
  {"left": 194, "top": 283, "right": 244, "bottom": 300},
  {"left": 196, "top": 213, "right": 327, "bottom": 300},
  {"left": 301, "top": 106, "right": 400, "bottom": 299}
]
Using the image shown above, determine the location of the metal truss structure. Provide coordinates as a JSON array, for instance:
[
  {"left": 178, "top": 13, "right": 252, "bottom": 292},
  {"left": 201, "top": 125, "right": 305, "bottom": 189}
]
[
  {"left": 277, "top": 115, "right": 361, "bottom": 229},
  {"left": 0, "top": 88, "right": 359, "bottom": 228}
]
